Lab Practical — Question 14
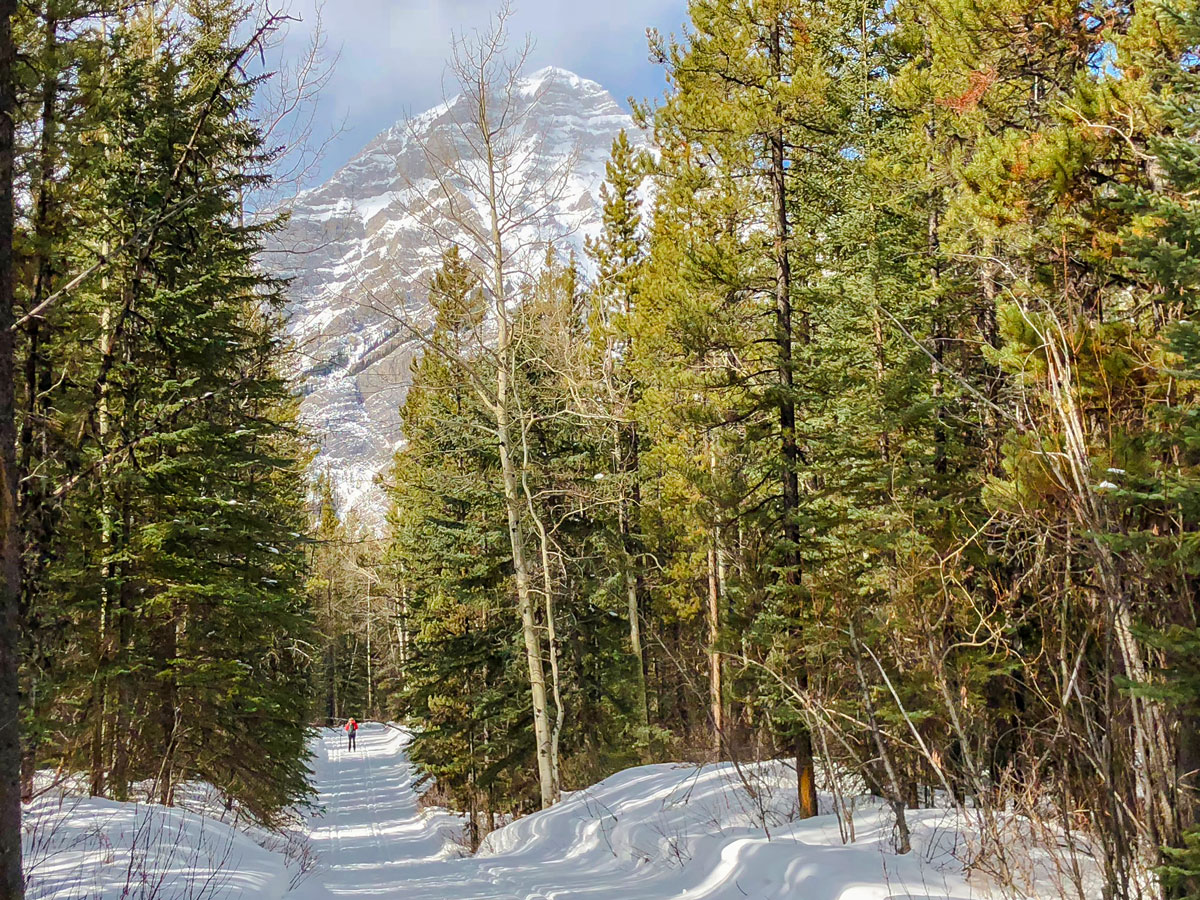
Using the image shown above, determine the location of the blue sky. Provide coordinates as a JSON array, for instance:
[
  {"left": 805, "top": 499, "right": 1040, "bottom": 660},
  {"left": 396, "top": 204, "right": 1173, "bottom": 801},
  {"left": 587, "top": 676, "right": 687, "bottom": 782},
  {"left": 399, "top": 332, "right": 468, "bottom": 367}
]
[{"left": 273, "top": 1, "right": 688, "bottom": 186}]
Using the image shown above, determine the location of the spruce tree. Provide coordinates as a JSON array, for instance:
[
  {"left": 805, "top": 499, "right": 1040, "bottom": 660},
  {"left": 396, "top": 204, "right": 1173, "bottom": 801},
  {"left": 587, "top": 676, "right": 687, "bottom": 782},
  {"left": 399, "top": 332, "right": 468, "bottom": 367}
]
[
  {"left": 17, "top": 2, "right": 316, "bottom": 823},
  {"left": 387, "top": 249, "right": 532, "bottom": 826},
  {"left": 585, "top": 130, "right": 653, "bottom": 735}
]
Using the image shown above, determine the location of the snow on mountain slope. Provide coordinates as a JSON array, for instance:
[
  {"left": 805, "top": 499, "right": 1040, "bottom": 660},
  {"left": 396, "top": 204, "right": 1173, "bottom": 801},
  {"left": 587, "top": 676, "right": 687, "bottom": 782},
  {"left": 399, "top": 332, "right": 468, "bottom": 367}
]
[{"left": 271, "top": 67, "right": 638, "bottom": 525}]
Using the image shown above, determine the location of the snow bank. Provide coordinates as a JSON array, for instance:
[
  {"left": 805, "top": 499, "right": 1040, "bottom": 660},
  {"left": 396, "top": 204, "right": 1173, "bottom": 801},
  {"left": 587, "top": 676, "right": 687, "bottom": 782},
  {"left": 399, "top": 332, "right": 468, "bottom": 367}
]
[
  {"left": 23, "top": 791, "right": 298, "bottom": 900},
  {"left": 24, "top": 724, "right": 1073, "bottom": 899},
  {"left": 475, "top": 761, "right": 978, "bottom": 900}
]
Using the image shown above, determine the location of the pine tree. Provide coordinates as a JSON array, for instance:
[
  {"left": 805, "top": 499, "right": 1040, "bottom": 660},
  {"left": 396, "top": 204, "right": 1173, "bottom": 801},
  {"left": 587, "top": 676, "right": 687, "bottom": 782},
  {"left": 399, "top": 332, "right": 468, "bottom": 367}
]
[
  {"left": 585, "top": 130, "right": 653, "bottom": 736},
  {"left": 387, "top": 248, "right": 533, "bottom": 830},
  {"left": 17, "top": 2, "right": 316, "bottom": 823},
  {"left": 1112, "top": 0, "right": 1200, "bottom": 883},
  {"left": 641, "top": 0, "right": 880, "bottom": 813}
]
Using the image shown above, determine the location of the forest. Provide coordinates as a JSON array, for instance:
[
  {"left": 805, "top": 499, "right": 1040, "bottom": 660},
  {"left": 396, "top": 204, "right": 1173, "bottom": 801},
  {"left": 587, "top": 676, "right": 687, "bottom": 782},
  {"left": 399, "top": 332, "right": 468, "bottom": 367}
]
[
  {"left": 312, "top": 2, "right": 1200, "bottom": 897},
  {"left": 0, "top": 0, "right": 1198, "bottom": 898},
  {"left": 0, "top": 2, "right": 319, "bottom": 896}
]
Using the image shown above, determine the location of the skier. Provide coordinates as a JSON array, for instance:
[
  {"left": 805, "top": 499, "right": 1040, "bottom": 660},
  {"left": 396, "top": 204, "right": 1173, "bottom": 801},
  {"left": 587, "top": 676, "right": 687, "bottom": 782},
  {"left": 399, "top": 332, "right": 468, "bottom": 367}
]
[{"left": 345, "top": 717, "right": 358, "bottom": 751}]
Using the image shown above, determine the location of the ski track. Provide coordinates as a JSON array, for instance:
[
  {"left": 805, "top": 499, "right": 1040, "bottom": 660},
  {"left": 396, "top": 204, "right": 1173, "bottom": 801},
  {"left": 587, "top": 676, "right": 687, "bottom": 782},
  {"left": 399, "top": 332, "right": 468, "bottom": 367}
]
[
  {"left": 22, "top": 721, "right": 1032, "bottom": 899},
  {"left": 19, "top": 722, "right": 1044, "bottom": 899},
  {"left": 303, "top": 724, "right": 523, "bottom": 900},
  {"left": 299, "top": 723, "right": 987, "bottom": 900}
]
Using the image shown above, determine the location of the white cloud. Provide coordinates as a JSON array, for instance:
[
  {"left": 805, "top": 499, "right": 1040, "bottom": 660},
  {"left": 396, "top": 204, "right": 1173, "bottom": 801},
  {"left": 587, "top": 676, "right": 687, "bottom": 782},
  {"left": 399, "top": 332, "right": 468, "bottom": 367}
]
[{"left": 269, "top": 0, "right": 685, "bottom": 185}]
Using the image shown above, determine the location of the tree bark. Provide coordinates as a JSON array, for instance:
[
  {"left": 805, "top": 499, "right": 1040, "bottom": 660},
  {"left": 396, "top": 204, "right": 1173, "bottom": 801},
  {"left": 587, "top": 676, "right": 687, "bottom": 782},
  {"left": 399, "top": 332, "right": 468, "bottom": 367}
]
[
  {"left": 327, "top": 585, "right": 338, "bottom": 724},
  {"left": 496, "top": 386, "right": 555, "bottom": 808},
  {"left": 767, "top": 20, "right": 817, "bottom": 820},
  {"left": 532, "top": 510, "right": 563, "bottom": 802},
  {"left": 366, "top": 581, "right": 373, "bottom": 717},
  {"left": 707, "top": 538, "right": 723, "bottom": 756},
  {"left": 0, "top": 0, "right": 26, "bottom": 890},
  {"left": 156, "top": 618, "right": 179, "bottom": 807},
  {"left": 489, "top": 189, "right": 555, "bottom": 809},
  {"left": 19, "top": 10, "right": 62, "bottom": 804},
  {"left": 620, "top": 485, "right": 649, "bottom": 733}
]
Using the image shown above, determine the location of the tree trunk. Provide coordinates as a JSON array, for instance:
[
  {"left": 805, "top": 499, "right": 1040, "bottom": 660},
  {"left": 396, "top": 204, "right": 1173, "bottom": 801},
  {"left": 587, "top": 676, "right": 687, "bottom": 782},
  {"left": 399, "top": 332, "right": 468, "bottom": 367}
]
[
  {"left": 478, "top": 76, "right": 557, "bottom": 805},
  {"left": 707, "top": 538, "right": 723, "bottom": 756},
  {"left": 496, "top": 392, "right": 555, "bottom": 808},
  {"left": 850, "top": 622, "right": 910, "bottom": 854},
  {"left": 90, "top": 274, "right": 117, "bottom": 796},
  {"left": 519, "top": 409, "right": 563, "bottom": 800},
  {"left": 767, "top": 20, "right": 817, "bottom": 820},
  {"left": 0, "top": 0, "right": 26, "bottom": 889},
  {"left": 156, "top": 618, "right": 179, "bottom": 807},
  {"left": 110, "top": 510, "right": 133, "bottom": 801},
  {"left": 610, "top": 235, "right": 649, "bottom": 734},
  {"left": 18, "top": 11, "right": 62, "bottom": 804},
  {"left": 366, "top": 581, "right": 373, "bottom": 717},
  {"left": 620, "top": 486, "right": 649, "bottom": 733},
  {"left": 491, "top": 247, "right": 554, "bottom": 808},
  {"left": 533, "top": 511, "right": 563, "bottom": 802},
  {"left": 398, "top": 578, "right": 409, "bottom": 671},
  {"left": 923, "top": 31, "right": 948, "bottom": 479},
  {"left": 327, "top": 586, "right": 339, "bottom": 724}
]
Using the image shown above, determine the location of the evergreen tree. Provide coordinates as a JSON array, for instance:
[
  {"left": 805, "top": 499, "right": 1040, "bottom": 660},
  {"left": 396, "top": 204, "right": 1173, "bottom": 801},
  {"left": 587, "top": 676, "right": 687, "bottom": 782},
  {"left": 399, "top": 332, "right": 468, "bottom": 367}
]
[
  {"left": 585, "top": 130, "right": 653, "bottom": 737},
  {"left": 16, "top": 2, "right": 316, "bottom": 824},
  {"left": 387, "top": 249, "right": 533, "bottom": 835},
  {"left": 1114, "top": 0, "right": 1200, "bottom": 883}
]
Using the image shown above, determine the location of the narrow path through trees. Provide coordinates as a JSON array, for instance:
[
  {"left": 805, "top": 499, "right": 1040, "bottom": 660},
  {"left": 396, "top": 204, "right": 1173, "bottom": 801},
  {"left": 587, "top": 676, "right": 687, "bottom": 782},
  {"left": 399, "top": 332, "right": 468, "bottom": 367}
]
[{"left": 304, "top": 725, "right": 522, "bottom": 899}]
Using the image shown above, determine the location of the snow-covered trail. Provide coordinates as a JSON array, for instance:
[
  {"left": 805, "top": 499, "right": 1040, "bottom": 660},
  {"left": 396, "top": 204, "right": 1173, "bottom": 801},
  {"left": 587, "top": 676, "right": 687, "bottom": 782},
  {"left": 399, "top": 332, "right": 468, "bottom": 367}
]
[
  {"left": 303, "top": 724, "right": 520, "bottom": 899},
  {"left": 20, "top": 721, "right": 1034, "bottom": 898},
  {"left": 300, "top": 724, "right": 979, "bottom": 900}
]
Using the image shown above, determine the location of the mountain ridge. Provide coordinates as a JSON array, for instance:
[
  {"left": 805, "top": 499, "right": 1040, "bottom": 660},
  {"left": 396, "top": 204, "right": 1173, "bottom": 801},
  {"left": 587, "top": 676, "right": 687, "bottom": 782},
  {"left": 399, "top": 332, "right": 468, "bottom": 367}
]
[{"left": 271, "top": 66, "right": 640, "bottom": 526}]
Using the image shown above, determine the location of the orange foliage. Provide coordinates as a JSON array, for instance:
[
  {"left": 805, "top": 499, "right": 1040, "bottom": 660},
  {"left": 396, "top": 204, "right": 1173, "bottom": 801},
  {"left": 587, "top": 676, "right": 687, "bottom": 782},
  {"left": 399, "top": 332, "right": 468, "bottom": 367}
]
[{"left": 937, "top": 67, "right": 998, "bottom": 113}]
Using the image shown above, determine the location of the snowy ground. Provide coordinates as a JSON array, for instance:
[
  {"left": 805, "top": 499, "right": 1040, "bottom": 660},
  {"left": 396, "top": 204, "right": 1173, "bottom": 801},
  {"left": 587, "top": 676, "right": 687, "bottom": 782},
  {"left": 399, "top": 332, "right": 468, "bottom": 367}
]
[
  {"left": 24, "top": 723, "right": 1013, "bottom": 899},
  {"left": 23, "top": 791, "right": 298, "bottom": 899}
]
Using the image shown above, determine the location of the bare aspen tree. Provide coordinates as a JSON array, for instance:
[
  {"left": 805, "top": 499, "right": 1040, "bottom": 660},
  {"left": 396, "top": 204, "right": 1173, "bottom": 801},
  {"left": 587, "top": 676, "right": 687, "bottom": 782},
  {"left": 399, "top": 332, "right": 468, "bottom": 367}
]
[
  {"left": 381, "top": 4, "right": 576, "bottom": 809},
  {"left": 523, "top": 450, "right": 564, "bottom": 803}
]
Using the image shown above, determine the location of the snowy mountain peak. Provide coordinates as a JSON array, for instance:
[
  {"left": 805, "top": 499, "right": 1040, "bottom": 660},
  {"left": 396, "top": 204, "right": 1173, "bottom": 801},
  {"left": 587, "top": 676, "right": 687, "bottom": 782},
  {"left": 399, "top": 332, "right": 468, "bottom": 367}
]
[
  {"left": 272, "top": 69, "right": 641, "bottom": 526},
  {"left": 521, "top": 65, "right": 594, "bottom": 92},
  {"left": 527, "top": 63, "right": 581, "bottom": 81}
]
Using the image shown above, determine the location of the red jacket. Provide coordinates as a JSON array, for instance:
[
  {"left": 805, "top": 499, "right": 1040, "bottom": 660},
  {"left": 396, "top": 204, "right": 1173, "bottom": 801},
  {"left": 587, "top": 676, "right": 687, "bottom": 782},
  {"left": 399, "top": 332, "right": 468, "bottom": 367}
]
[{"left": 345, "top": 719, "right": 358, "bottom": 732}]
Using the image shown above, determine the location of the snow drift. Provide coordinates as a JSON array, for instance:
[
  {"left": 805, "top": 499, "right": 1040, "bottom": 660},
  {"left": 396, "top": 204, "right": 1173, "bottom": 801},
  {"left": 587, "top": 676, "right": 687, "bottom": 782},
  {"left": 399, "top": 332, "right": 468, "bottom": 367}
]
[
  {"left": 23, "top": 791, "right": 300, "bottom": 900},
  {"left": 25, "top": 722, "right": 1072, "bottom": 899},
  {"left": 472, "top": 753, "right": 977, "bottom": 900}
]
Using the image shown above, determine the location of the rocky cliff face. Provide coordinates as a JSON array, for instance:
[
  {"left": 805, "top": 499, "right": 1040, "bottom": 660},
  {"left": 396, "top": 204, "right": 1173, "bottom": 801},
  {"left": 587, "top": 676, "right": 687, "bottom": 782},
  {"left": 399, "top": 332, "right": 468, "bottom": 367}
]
[{"left": 272, "top": 67, "right": 636, "bottom": 525}]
